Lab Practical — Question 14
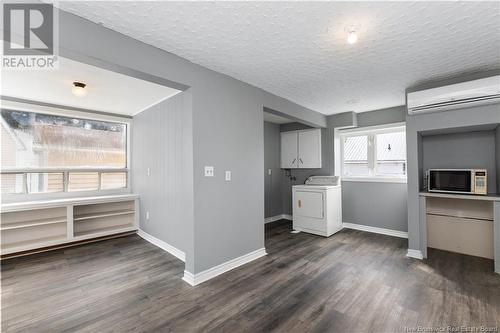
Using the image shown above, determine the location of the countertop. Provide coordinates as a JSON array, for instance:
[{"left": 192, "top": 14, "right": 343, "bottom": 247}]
[{"left": 419, "top": 191, "right": 500, "bottom": 202}]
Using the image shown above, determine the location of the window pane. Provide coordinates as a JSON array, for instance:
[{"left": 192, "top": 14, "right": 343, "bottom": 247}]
[
  {"left": 1, "top": 174, "right": 24, "bottom": 194},
  {"left": 1, "top": 110, "right": 126, "bottom": 169},
  {"left": 376, "top": 131, "right": 406, "bottom": 175},
  {"left": 27, "top": 172, "right": 64, "bottom": 193},
  {"left": 101, "top": 172, "right": 127, "bottom": 190},
  {"left": 68, "top": 172, "right": 99, "bottom": 192},
  {"left": 343, "top": 135, "right": 369, "bottom": 176}
]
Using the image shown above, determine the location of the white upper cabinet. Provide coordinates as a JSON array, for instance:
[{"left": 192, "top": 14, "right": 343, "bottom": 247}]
[
  {"left": 298, "top": 129, "right": 322, "bottom": 168},
  {"left": 280, "top": 131, "right": 299, "bottom": 168},
  {"left": 280, "top": 128, "right": 322, "bottom": 169}
]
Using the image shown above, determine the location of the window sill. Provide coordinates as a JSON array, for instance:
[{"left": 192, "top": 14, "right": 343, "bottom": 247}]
[{"left": 341, "top": 177, "right": 407, "bottom": 184}]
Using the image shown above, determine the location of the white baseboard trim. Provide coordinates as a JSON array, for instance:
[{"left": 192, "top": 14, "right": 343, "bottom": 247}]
[
  {"left": 342, "top": 222, "right": 408, "bottom": 239},
  {"left": 182, "top": 247, "right": 267, "bottom": 286},
  {"left": 264, "top": 215, "right": 283, "bottom": 223},
  {"left": 265, "top": 214, "right": 292, "bottom": 223},
  {"left": 137, "top": 229, "right": 186, "bottom": 262},
  {"left": 182, "top": 271, "right": 195, "bottom": 285},
  {"left": 406, "top": 249, "right": 424, "bottom": 260}
]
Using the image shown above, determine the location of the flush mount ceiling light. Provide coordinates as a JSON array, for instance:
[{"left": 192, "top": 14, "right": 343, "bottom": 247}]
[
  {"left": 72, "top": 81, "right": 87, "bottom": 97},
  {"left": 347, "top": 28, "right": 358, "bottom": 45}
]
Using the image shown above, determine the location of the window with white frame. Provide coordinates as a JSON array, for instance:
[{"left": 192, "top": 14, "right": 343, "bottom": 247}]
[
  {"left": 1, "top": 108, "right": 129, "bottom": 195},
  {"left": 340, "top": 123, "right": 406, "bottom": 181}
]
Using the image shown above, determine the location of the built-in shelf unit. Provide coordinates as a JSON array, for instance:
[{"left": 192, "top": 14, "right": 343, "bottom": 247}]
[
  {"left": 419, "top": 124, "right": 500, "bottom": 195},
  {"left": 419, "top": 192, "right": 499, "bottom": 274},
  {"left": 416, "top": 123, "right": 500, "bottom": 275},
  {"left": 425, "top": 195, "right": 494, "bottom": 259},
  {"left": 1, "top": 194, "right": 139, "bottom": 257}
]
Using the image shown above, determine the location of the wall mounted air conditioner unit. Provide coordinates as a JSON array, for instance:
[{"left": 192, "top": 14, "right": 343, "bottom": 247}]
[{"left": 407, "top": 75, "right": 500, "bottom": 115}]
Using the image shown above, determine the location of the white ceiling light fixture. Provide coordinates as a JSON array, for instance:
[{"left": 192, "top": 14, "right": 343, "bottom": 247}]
[
  {"left": 72, "top": 81, "right": 87, "bottom": 97},
  {"left": 346, "top": 27, "right": 358, "bottom": 45}
]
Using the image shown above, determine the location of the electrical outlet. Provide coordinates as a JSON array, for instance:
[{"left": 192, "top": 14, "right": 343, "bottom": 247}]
[
  {"left": 204, "top": 166, "right": 214, "bottom": 177},
  {"left": 225, "top": 171, "right": 231, "bottom": 181},
  {"left": 147, "top": 168, "right": 151, "bottom": 176},
  {"left": 146, "top": 211, "right": 150, "bottom": 220},
  {"left": 268, "top": 169, "right": 272, "bottom": 175}
]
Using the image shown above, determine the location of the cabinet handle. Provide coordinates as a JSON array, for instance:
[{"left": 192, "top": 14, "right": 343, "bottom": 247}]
[
  {"left": 291, "top": 158, "right": 296, "bottom": 166},
  {"left": 298, "top": 200, "right": 302, "bottom": 208},
  {"left": 299, "top": 158, "right": 303, "bottom": 164}
]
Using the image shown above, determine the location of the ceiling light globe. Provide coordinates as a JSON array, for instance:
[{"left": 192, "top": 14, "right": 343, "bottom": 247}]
[
  {"left": 347, "top": 31, "right": 358, "bottom": 44},
  {"left": 72, "top": 82, "right": 87, "bottom": 97}
]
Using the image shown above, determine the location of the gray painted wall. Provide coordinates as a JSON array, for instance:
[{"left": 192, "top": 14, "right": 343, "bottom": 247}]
[
  {"left": 421, "top": 130, "right": 497, "bottom": 194},
  {"left": 355, "top": 106, "right": 406, "bottom": 127},
  {"left": 132, "top": 92, "right": 194, "bottom": 258},
  {"left": 57, "top": 9, "right": 326, "bottom": 274},
  {"left": 326, "top": 112, "right": 357, "bottom": 128},
  {"left": 406, "top": 103, "right": 500, "bottom": 254},
  {"left": 496, "top": 126, "right": 500, "bottom": 194},
  {"left": 264, "top": 122, "right": 283, "bottom": 218},
  {"left": 342, "top": 182, "right": 408, "bottom": 231},
  {"left": 495, "top": 202, "right": 500, "bottom": 273}
]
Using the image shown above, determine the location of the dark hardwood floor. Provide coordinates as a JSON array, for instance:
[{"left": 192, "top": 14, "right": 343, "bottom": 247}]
[{"left": 2, "top": 220, "right": 499, "bottom": 332}]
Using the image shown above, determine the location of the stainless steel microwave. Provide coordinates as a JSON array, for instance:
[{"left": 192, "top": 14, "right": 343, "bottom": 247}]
[{"left": 427, "top": 169, "right": 487, "bottom": 195}]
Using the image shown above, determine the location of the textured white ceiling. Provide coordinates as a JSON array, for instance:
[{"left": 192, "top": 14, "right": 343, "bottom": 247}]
[{"left": 59, "top": 1, "right": 500, "bottom": 115}]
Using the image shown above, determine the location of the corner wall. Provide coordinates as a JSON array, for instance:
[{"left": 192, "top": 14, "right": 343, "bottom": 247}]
[
  {"left": 132, "top": 92, "right": 194, "bottom": 261},
  {"left": 264, "top": 121, "right": 283, "bottom": 219}
]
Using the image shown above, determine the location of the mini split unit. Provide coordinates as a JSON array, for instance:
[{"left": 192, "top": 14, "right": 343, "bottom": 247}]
[{"left": 407, "top": 75, "right": 500, "bottom": 115}]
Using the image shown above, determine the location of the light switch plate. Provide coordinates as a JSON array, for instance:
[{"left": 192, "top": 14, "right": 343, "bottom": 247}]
[
  {"left": 204, "top": 166, "right": 214, "bottom": 177},
  {"left": 268, "top": 169, "right": 272, "bottom": 175},
  {"left": 225, "top": 171, "right": 231, "bottom": 181}
]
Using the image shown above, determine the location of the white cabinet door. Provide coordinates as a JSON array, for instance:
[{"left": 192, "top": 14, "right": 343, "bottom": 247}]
[
  {"left": 295, "top": 190, "right": 324, "bottom": 219},
  {"left": 281, "top": 131, "right": 298, "bottom": 168},
  {"left": 298, "top": 129, "right": 322, "bottom": 168}
]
